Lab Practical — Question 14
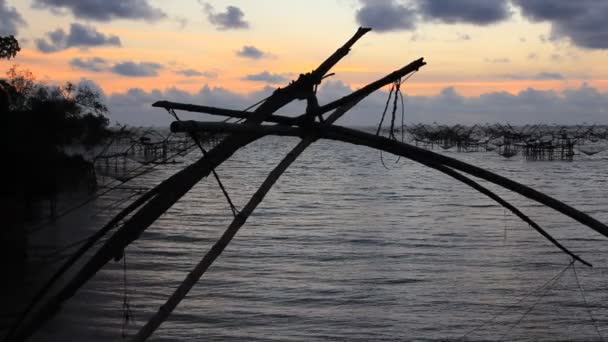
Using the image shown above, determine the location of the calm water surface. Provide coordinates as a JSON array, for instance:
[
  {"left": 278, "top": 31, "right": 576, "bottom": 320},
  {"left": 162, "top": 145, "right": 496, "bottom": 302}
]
[{"left": 26, "top": 136, "right": 608, "bottom": 341}]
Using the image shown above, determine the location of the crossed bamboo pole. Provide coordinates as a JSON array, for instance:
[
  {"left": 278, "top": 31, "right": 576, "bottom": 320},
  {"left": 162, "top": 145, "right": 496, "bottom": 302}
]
[
  {"left": 172, "top": 120, "right": 608, "bottom": 241},
  {"left": 136, "top": 98, "right": 605, "bottom": 339},
  {"left": 8, "top": 27, "right": 423, "bottom": 342},
  {"left": 9, "top": 25, "right": 607, "bottom": 342}
]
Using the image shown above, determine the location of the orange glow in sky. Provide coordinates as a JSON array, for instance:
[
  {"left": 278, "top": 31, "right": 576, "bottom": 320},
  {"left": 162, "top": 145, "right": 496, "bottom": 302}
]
[{"left": 2, "top": 0, "right": 608, "bottom": 125}]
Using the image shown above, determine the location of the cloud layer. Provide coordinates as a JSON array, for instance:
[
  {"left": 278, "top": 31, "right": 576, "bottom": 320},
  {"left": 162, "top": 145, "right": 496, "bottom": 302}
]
[
  {"left": 88, "top": 80, "right": 608, "bottom": 127},
  {"left": 175, "top": 69, "right": 216, "bottom": 78},
  {"left": 243, "top": 71, "right": 288, "bottom": 84},
  {"left": 356, "top": 0, "right": 417, "bottom": 32},
  {"left": 0, "top": 0, "right": 26, "bottom": 35},
  {"left": 36, "top": 23, "right": 121, "bottom": 52},
  {"left": 355, "top": 0, "right": 511, "bottom": 32},
  {"left": 70, "top": 57, "right": 163, "bottom": 77},
  {"left": 112, "top": 61, "right": 162, "bottom": 77},
  {"left": 354, "top": 0, "right": 608, "bottom": 50},
  {"left": 32, "top": 0, "right": 166, "bottom": 21},
  {"left": 513, "top": 0, "right": 608, "bottom": 49}
]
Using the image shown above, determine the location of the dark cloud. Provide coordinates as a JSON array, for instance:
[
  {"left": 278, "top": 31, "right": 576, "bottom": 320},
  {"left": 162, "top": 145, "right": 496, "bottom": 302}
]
[
  {"left": 415, "top": 0, "right": 511, "bottom": 25},
  {"left": 203, "top": 3, "right": 249, "bottom": 30},
  {"left": 243, "top": 71, "right": 288, "bottom": 84},
  {"left": 500, "top": 72, "right": 565, "bottom": 80},
  {"left": 513, "top": 0, "right": 608, "bottom": 49},
  {"left": 32, "top": 0, "right": 166, "bottom": 21},
  {"left": 70, "top": 57, "right": 162, "bottom": 77},
  {"left": 236, "top": 45, "right": 265, "bottom": 59},
  {"left": 175, "top": 69, "right": 217, "bottom": 78},
  {"left": 0, "top": 0, "right": 26, "bottom": 35},
  {"left": 355, "top": 0, "right": 417, "bottom": 32},
  {"left": 36, "top": 23, "right": 121, "bottom": 52},
  {"left": 70, "top": 57, "right": 109, "bottom": 72},
  {"left": 112, "top": 61, "right": 162, "bottom": 77}
]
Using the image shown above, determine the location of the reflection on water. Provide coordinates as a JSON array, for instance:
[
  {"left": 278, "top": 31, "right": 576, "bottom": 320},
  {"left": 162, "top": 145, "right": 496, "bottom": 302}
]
[{"left": 26, "top": 136, "right": 608, "bottom": 341}]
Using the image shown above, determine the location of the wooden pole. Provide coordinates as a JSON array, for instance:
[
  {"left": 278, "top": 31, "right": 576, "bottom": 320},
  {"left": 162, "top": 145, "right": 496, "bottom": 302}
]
[
  {"left": 131, "top": 101, "right": 363, "bottom": 341},
  {"left": 131, "top": 57, "right": 426, "bottom": 341},
  {"left": 7, "top": 27, "right": 374, "bottom": 342},
  {"left": 171, "top": 121, "right": 608, "bottom": 241}
]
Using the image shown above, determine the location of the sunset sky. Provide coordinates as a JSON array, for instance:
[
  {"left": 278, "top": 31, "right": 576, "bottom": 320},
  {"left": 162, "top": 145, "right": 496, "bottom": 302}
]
[{"left": 2, "top": 0, "right": 608, "bottom": 126}]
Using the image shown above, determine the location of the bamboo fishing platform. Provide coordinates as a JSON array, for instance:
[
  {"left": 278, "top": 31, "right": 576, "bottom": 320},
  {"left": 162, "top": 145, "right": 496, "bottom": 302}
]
[
  {"left": 406, "top": 123, "right": 608, "bottom": 160},
  {"left": 5, "top": 27, "right": 608, "bottom": 342}
]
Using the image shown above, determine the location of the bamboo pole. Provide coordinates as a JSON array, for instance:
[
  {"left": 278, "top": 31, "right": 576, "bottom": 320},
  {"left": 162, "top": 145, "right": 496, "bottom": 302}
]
[
  {"left": 152, "top": 57, "right": 426, "bottom": 127},
  {"left": 3, "top": 142, "right": 200, "bottom": 341},
  {"left": 135, "top": 100, "right": 595, "bottom": 339},
  {"left": 131, "top": 101, "right": 363, "bottom": 341},
  {"left": 171, "top": 121, "right": 608, "bottom": 241},
  {"left": 152, "top": 101, "right": 297, "bottom": 126},
  {"left": 131, "top": 57, "right": 426, "bottom": 341},
  {"left": 7, "top": 27, "right": 374, "bottom": 342}
]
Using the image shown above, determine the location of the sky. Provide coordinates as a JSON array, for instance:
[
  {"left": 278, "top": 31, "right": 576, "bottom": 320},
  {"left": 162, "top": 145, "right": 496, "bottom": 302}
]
[{"left": 1, "top": 0, "right": 608, "bottom": 126}]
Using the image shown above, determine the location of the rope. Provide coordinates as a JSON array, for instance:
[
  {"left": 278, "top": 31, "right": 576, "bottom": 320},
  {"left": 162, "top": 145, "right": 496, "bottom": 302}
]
[
  {"left": 460, "top": 260, "right": 574, "bottom": 340},
  {"left": 573, "top": 263, "right": 605, "bottom": 341},
  {"left": 231, "top": 94, "right": 272, "bottom": 124},
  {"left": 375, "top": 84, "right": 395, "bottom": 136},
  {"left": 394, "top": 81, "right": 406, "bottom": 164},
  {"left": 376, "top": 72, "right": 416, "bottom": 167},
  {"left": 376, "top": 84, "right": 396, "bottom": 170},
  {"left": 121, "top": 250, "right": 134, "bottom": 339},
  {"left": 27, "top": 133, "right": 197, "bottom": 234},
  {"left": 166, "top": 108, "right": 240, "bottom": 217},
  {"left": 496, "top": 260, "right": 575, "bottom": 341},
  {"left": 389, "top": 78, "right": 402, "bottom": 140},
  {"left": 503, "top": 208, "right": 508, "bottom": 243},
  {"left": 90, "top": 190, "right": 147, "bottom": 219}
]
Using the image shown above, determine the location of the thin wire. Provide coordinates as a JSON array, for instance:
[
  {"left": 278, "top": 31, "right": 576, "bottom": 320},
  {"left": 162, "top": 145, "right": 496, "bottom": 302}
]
[
  {"left": 27, "top": 132, "right": 196, "bottom": 234},
  {"left": 31, "top": 235, "right": 95, "bottom": 261},
  {"left": 167, "top": 108, "right": 240, "bottom": 217},
  {"left": 28, "top": 233, "right": 113, "bottom": 267},
  {"left": 504, "top": 208, "right": 508, "bottom": 243},
  {"left": 34, "top": 190, "right": 147, "bottom": 261},
  {"left": 460, "top": 260, "right": 574, "bottom": 340},
  {"left": 573, "top": 263, "right": 605, "bottom": 342},
  {"left": 121, "top": 250, "right": 134, "bottom": 339},
  {"left": 231, "top": 94, "right": 272, "bottom": 124},
  {"left": 90, "top": 190, "right": 145, "bottom": 218},
  {"left": 497, "top": 260, "right": 575, "bottom": 342}
]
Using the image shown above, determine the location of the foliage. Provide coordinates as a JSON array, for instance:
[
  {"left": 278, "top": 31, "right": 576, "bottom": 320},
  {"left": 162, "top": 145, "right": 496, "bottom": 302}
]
[
  {"left": 1, "top": 66, "right": 110, "bottom": 148},
  {"left": 0, "top": 35, "right": 20, "bottom": 60},
  {"left": 1, "top": 66, "right": 110, "bottom": 205}
]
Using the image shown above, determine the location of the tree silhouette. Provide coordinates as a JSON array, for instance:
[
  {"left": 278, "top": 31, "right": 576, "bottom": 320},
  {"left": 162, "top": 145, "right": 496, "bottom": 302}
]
[{"left": 0, "top": 35, "right": 20, "bottom": 60}]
